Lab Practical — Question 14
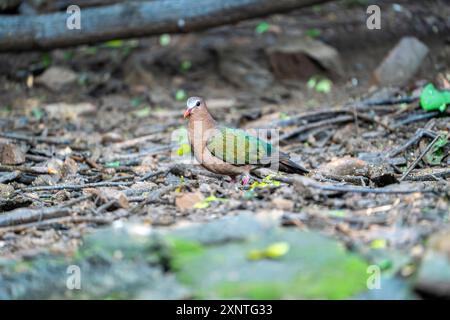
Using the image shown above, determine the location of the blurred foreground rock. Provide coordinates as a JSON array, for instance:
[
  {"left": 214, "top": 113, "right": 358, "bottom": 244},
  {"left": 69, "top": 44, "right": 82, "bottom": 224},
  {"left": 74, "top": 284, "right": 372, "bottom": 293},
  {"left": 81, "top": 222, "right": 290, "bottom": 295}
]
[
  {"left": 0, "top": 214, "right": 371, "bottom": 299},
  {"left": 414, "top": 229, "right": 450, "bottom": 298}
]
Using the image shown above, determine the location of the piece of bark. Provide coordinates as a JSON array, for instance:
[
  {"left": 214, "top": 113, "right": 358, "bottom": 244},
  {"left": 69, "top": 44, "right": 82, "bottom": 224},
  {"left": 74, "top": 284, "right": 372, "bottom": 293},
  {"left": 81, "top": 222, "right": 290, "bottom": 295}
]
[
  {"left": 267, "top": 36, "right": 344, "bottom": 79},
  {"left": 0, "top": 142, "right": 25, "bottom": 165},
  {"left": 373, "top": 37, "right": 429, "bottom": 86}
]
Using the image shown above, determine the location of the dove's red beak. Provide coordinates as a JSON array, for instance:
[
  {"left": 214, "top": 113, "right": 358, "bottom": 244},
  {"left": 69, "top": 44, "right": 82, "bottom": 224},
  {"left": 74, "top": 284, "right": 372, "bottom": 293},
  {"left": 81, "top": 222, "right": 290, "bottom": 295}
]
[{"left": 183, "top": 109, "right": 191, "bottom": 119}]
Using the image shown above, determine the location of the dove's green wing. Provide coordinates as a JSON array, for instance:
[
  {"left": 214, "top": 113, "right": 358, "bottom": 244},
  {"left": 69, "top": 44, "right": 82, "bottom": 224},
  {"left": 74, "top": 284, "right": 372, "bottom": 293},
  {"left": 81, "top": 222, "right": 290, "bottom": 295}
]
[{"left": 206, "top": 127, "right": 273, "bottom": 165}]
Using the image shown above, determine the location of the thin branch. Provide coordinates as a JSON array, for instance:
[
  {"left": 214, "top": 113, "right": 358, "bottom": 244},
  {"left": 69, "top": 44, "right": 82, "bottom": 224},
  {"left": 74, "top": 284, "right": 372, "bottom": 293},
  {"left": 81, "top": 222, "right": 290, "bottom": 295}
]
[
  {"left": 0, "top": 132, "right": 71, "bottom": 145},
  {"left": 274, "top": 175, "right": 436, "bottom": 194},
  {"left": 17, "top": 180, "right": 134, "bottom": 193},
  {"left": 399, "top": 134, "right": 442, "bottom": 181}
]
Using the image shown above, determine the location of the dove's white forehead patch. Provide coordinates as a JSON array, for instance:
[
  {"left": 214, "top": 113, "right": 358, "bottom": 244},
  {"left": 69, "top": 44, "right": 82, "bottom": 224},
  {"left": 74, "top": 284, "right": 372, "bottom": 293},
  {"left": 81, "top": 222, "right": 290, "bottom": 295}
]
[{"left": 187, "top": 96, "right": 201, "bottom": 109}]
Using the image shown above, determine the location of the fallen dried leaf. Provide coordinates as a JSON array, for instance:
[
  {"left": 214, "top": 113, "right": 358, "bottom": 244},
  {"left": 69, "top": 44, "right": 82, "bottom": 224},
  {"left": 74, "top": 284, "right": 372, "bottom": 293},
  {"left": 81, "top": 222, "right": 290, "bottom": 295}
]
[{"left": 175, "top": 192, "right": 204, "bottom": 211}]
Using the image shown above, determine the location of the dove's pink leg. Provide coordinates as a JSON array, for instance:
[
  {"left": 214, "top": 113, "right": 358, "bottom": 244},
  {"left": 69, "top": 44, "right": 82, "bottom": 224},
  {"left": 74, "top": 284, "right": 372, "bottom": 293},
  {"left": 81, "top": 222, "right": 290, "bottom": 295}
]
[{"left": 241, "top": 175, "right": 250, "bottom": 185}]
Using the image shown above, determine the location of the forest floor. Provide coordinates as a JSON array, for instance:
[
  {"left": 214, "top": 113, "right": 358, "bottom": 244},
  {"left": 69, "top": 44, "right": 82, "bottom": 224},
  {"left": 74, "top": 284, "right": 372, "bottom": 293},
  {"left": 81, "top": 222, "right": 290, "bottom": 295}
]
[{"left": 0, "top": 0, "right": 449, "bottom": 299}]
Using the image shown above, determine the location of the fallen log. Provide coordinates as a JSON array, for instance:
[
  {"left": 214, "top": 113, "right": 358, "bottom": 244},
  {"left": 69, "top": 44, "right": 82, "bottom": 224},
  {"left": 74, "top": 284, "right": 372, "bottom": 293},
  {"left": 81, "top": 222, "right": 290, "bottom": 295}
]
[{"left": 0, "top": 0, "right": 330, "bottom": 51}]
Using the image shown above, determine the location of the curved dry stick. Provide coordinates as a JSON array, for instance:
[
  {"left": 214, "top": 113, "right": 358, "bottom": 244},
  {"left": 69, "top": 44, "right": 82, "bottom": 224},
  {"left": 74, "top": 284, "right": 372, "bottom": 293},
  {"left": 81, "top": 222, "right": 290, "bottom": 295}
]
[{"left": 275, "top": 175, "right": 437, "bottom": 194}]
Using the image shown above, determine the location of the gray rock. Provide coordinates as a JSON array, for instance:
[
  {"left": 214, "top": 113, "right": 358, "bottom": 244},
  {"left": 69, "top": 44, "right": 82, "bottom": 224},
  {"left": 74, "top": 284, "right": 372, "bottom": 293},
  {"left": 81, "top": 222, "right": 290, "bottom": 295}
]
[
  {"left": 373, "top": 37, "right": 429, "bottom": 86},
  {"left": 414, "top": 251, "right": 450, "bottom": 298},
  {"left": 0, "top": 143, "right": 25, "bottom": 165}
]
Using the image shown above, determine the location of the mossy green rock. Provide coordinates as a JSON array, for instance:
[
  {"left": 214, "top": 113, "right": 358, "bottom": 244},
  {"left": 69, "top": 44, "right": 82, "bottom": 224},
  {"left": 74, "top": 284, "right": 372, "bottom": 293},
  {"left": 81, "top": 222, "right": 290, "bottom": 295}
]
[{"left": 169, "top": 215, "right": 369, "bottom": 299}]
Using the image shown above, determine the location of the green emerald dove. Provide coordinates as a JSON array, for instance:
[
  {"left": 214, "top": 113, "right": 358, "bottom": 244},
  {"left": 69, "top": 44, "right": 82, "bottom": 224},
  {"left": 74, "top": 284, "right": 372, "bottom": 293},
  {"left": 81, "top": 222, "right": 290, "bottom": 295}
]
[{"left": 184, "top": 97, "right": 308, "bottom": 184}]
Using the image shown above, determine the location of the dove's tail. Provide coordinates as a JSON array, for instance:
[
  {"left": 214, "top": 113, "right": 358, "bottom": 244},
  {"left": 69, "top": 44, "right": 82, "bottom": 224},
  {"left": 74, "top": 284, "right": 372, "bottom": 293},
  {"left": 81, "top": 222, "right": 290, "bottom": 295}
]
[{"left": 278, "top": 154, "right": 309, "bottom": 175}]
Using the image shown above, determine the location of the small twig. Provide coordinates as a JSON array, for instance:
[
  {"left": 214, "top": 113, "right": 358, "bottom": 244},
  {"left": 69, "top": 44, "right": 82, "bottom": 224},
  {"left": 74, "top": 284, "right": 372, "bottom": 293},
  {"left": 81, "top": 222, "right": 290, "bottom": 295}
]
[
  {"left": 316, "top": 173, "right": 370, "bottom": 186},
  {"left": 0, "top": 207, "right": 72, "bottom": 227},
  {"left": 129, "top": 181, "right": 196, "bottom": 214},
  {"left": 17, "top": 194, "right": 50, "bottom": 206},
  {"left": 0, "top": 132, "right": 71, "bottom": 145},
  {"left": 274, "top": 110, "right": 349, "bottom": 128},
  {"left": 279, "top": 115, "right": 354, "bottom": 141},
  {"left": 0, "top": 171, "right": 20, "bottom": 183},
  {"left": 139, "top": 169, "right": 168, "bottom": 181},
  {"left": 25, "top": 154, "right": 50, "bottom": 162},
  {"left": 355, "top": 113, "right": 395, "bottom": 132},
  {"left": 388, "top": 129, "right": 437, "bottom": 158},
  {"left": 399, "top": 134, "right": 442, "bottom": 181},
  {"left": 274, "top": 175, "right": 435, "bottom": 194},
  {"left": 169, "top": 163, "right": 225, "bottom": 180},
  {"left": 95, "top": 199, "right": 117, "bottom": 214},
  {"left": 0, "top": 216, "right": 114, "bottom": 235},
  {"left": 18, "top": 181, "right": 134, "bottom": 193},
  {"left": 59, "top": 194, "right": 94, "bottom": 208},
  {"left": 355, "top": 96, "right": 418, "bottom": 109},
  {"left": 397, "top": 168, "right": 450, "bottom": 181},
  {"left": 352, "top": 104, "right": 360, "bottom": 136},
  {"left": 110, "top": 134, "right": 160, "bottom": 150},
  {"left": 393, "top": 111, "right": 441, "bottom": 127},
  {"left": 0, "top": 194, "right": 94, "bottom": 228},
  {"left": 0, "top": 165, "right": 51, "bottom": 175},
  {"left": 102, "top": 144, "right": 173, "bottom": 162}
]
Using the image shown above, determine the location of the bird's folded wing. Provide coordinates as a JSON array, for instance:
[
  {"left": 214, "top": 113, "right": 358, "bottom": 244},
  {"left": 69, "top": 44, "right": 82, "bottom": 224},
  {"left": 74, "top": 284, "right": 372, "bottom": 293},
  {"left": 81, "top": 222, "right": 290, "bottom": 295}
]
[{"left": 206, "top": 127, "right": 273, "bottom": 165}]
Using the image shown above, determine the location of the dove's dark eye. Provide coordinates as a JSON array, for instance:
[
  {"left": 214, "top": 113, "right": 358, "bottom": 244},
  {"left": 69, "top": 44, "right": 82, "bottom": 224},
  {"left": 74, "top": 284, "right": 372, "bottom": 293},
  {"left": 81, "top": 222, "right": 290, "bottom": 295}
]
[{"left": 196, "top": 101, "right": 200, "bottom": 107}]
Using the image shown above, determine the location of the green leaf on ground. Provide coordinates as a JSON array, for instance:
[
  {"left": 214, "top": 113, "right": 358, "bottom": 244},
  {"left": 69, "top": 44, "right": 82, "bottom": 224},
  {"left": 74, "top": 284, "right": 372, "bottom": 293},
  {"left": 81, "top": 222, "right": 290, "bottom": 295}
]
[
  {"left": 316, "top": 79, "right": 332, "bottom": 93},
  {"left": 424, "top": 134, "right": 449, "bottom": 165},
  {"left": 159, "top": 34, "right": 171, "bottom": 46},
  {"left": 63, "top": 51, "right": 74, "bottom": 61},
  {"left": 255, "top": 22, "right": 270, "bottom": 34},
  {"left": 193, "top": 195, "right": 227, "bottom": 209},
  {"left": 41, "top": 53, "right": 52, "bottom": 68},
  {"left": 130, "top": 97, "right": 143, "bottom": 108},
  {"left": 133, "top": 106, "right": 151, "bottom": 118},
  {"left": 307, "top": 77, "right": 332, "bottom": 94},
  {"left": 371, "top": 239, "right": 387, "bottom": 249},
  {"left": 175, "top": 89, "right": 187, "bottom": 101},
  {"left": 103, "top": 39, "right": 124, "bottom": 48},
  {"left": 248, "top": 242, "right": 290, "bottom": 260},
  {"left": 180, "top": 60, "right": 192, "bottom": 72},
  {"left": 305, "top": 28, "right": 321, "bottom": 38},
  {"left": 177, "top": 143, "right": 191, "bottom": 156},
  {"left": 105, "top": 161, "right": 121, "bottom": 168},
  {"left": 249, "top": 175, "right": 281, "bottom": 190},
  {"left": 279, "top": 112, "right": 290, "bottom": 120},
  {"left": 31, "top": 107, "right": 44, "bottom": 121},
  {"left": 328, "top": 210, "right": 347, "bottom": 218}
]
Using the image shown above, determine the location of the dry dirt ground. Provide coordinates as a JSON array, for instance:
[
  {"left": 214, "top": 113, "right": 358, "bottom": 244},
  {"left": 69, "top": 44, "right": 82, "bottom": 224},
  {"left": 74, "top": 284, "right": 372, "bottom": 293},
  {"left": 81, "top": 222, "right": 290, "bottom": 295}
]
[{"left": 0, "top": 0, "right": 449, "bottom": 299}]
